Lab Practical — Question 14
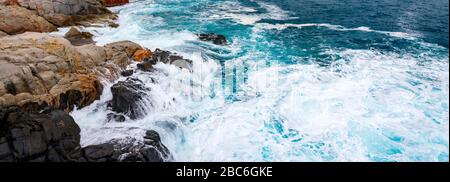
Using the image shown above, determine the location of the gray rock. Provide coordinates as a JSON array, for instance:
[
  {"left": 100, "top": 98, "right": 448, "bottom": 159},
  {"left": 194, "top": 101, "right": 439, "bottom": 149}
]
[
  {"left": 197, "top": 33, "right": 227, "bottom": 45},
  {"left": 109, "top": 78, "right": 149, "bottom": 120}
]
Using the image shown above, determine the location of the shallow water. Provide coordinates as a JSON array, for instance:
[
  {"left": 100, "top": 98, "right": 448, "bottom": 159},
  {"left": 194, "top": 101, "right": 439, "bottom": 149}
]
[{"left": 71, "top": 0, "right": 449, "bottom": 162}]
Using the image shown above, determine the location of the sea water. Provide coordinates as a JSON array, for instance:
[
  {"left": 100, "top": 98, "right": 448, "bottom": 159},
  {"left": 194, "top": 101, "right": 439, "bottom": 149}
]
[{"left": 70, "top": 0, "right": 449, "bottom": 162}]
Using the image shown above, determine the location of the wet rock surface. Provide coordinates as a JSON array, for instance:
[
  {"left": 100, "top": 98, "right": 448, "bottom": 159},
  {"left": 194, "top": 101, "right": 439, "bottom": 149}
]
[
  {"left": 0, "top": 106, "right": 171, "bottom": 162},
  {"left": 109, "top": 78, "right": 150, "bottom": 120},
  {"left": 0, "top": 106, "right": 84, "bottom": 162},
  {"left": 197, "top": 33, "right": 227, "bottom": 45},
  {"left": 138, "top": 48, "right": 193, "bottom": 72},
  {"left": 106, "top": 113, "right": 126, "bottom": 122}
]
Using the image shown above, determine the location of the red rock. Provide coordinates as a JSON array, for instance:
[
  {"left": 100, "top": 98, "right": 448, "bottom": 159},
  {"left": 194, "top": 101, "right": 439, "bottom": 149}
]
[
  {"left": 101, "top": 0, "right": 129, "bottom": 7},
  {"left": 132, "top": 49, "right": 152, "bottom": 62}
]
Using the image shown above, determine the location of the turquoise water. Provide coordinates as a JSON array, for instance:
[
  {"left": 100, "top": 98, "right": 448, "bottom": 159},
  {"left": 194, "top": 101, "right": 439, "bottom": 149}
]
[{"left": 72, "top": 0, "right": 449, "bottom": 161}]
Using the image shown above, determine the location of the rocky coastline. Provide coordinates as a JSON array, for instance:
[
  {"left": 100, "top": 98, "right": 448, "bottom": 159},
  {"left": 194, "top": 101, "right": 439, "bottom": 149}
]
[{"left": 0, "top": 0, "right": 227, "bottom": 162}]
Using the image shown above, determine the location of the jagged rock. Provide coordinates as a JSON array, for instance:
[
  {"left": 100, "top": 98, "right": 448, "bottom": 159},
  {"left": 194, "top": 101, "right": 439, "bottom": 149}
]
[
  {"left": 0, "top": 106, "right": 83, "bottom": 162},
  {"left": 14, "top": 0, "right": 111, "bottom": 26},
  {"left": 106, "top": 113, "right": 126, "bottom": 122},
  {"left": 0, "top": 5, "right": 57, "bottom": 35},
  {"left": 110, "top": 78, "right": 149, "bottom": 120},
  {"left": 0, "top": 32, "right": 142, "bottom": 112},
  {"left": 197, "top": 33, "right": 227, "bottom": 45},
  {"left": 64, "top": 27, "right": 95, "bottom": 46},
  {"left": 0, "top": 106, "right": 172, "bottom": 162},
  {"left": 82, "top": 143, "right": 114, "bottom": 162},
  {"left": 110, "top": 133, "right": 172, "bottom": 162},
  {"left": 137, "top": 48, "right": 193, "bottom": 72},
  {"left": 105, "top": 41, "right": 143, "bottom": 58}
]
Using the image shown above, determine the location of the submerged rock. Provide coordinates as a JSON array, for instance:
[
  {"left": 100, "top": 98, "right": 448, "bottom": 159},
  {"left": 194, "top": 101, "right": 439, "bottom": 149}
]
[
  {"left": 110, "top": 78, "right": 150, "bottom": 120},
  {"left": 197, "top": 33, "right": 227, "bottom": 45},
  {"left": 106, "top": 113, "right": 126, "bottom": 122}
]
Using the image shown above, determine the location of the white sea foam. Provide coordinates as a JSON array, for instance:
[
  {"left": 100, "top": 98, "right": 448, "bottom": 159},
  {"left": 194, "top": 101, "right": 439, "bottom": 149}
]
[
  {"left": 204, "top": 0, "right": 293, "bottom": 25},
  {"left": 69, "top": 0, "right": 449, "bottom": 162},
  {"left": 256, "top": 23, "right": 420, "bottom": 39}
]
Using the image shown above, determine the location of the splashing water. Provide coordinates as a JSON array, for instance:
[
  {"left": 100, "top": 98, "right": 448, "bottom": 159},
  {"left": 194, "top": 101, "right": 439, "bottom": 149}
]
[{"left": 70, "top": 0, "right": 449, "bottom": 162}]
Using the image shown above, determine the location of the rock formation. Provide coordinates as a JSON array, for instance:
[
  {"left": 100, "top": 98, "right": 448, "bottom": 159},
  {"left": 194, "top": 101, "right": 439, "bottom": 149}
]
[
  {"left": 0, "top": 0, "right": 125, "bottom": 35},
  {"left": 0, "top": 5, "right": 57, "bottom": 34},
  {"left": 64, "top": 27, "right": 95, "bottom": 46},
  {"left": 109, "top": 78, "right": 150, "bottom": 120},
  {"left": 0, "top": 106, "right": 172, "bottom": 162},
  {"left": 197, "top": 33, "right": 227, "bottom": 45},
  {"left": 0, "top": 32, "right": 142, "bottom": 112}
]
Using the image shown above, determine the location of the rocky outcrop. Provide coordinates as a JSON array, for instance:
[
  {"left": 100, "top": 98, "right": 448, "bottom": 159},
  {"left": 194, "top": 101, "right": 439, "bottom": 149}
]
[
  {"left": 83, "top": 132, "right": 172, "bottom": 162},
  {"left": 1, "top": 0, "right": 120, "bottom": 32},
  {"left": 13, "top": 0, "right": 111, "bottom": 26},
  {"left": 138, "top": 48, "right": 193, "bottom": 72},
  {"left": 64, "top": 27, "right": 95, "bottom": 46},
  {"left": 108, "top": 48, "right": 194, "bottom": 120},
  {"left": 0, "top": 5, "right": 57, "bottom": 35},
  {"left": 109, "top": 78, "right": 150, "bottom": 120},
  {"left": 197, "top": 33, "right": 227, "bottom": 45},
  {"left": 0, "top": 106, "right": 172, "bottom": 162},
  {"left": 99, "top": 0, "right": 129, "bottom": 7},
  {"left": 0, "top": 106, "right": 84, "bottom": 162},
  {"left": 0, "top": 32, "right": 143, "bottom": 112}
]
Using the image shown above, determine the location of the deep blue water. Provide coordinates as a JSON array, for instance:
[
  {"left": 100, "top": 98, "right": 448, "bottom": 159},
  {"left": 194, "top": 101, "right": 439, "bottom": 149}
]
[{"left": 76, "top": 0, "right": 449, "bottom": 161}]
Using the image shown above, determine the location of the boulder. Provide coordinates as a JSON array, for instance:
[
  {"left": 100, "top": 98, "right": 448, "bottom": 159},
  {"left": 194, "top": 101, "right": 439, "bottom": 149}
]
[
  {"left": 0, "top": 106, "right": 84, "bottom": 162},
  {"left": 109, "top": 78, "right": 149, "bottom": 120},
  {"left": 132, "top": 49, "right": 152, "bottom": 62},
  {"left": 14, "top": 0, "right": 111, "bottom": 26},
  {"left": 0, "top": 32, "right": 142, "bottom": 112},
  {"left": 106, "top": 113, "right": 126, "bottom": 122},
  {"left": 0, "top": 5, "right": 57, "bottom": 35},
  {"left": 64, "top": 27, "right": 95, "bottom": 46},
  {"left": 137, "top": 48, "right": 193, "bottom": 72},
  {"left": 110, "top": 132, "right": 172, "bottom": 162},
  {"left": 197, "top": 33, "right": 227, "bottom": 45},
  {"left": 0, "top": 106, "right": 172, "bottom": 162}
]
